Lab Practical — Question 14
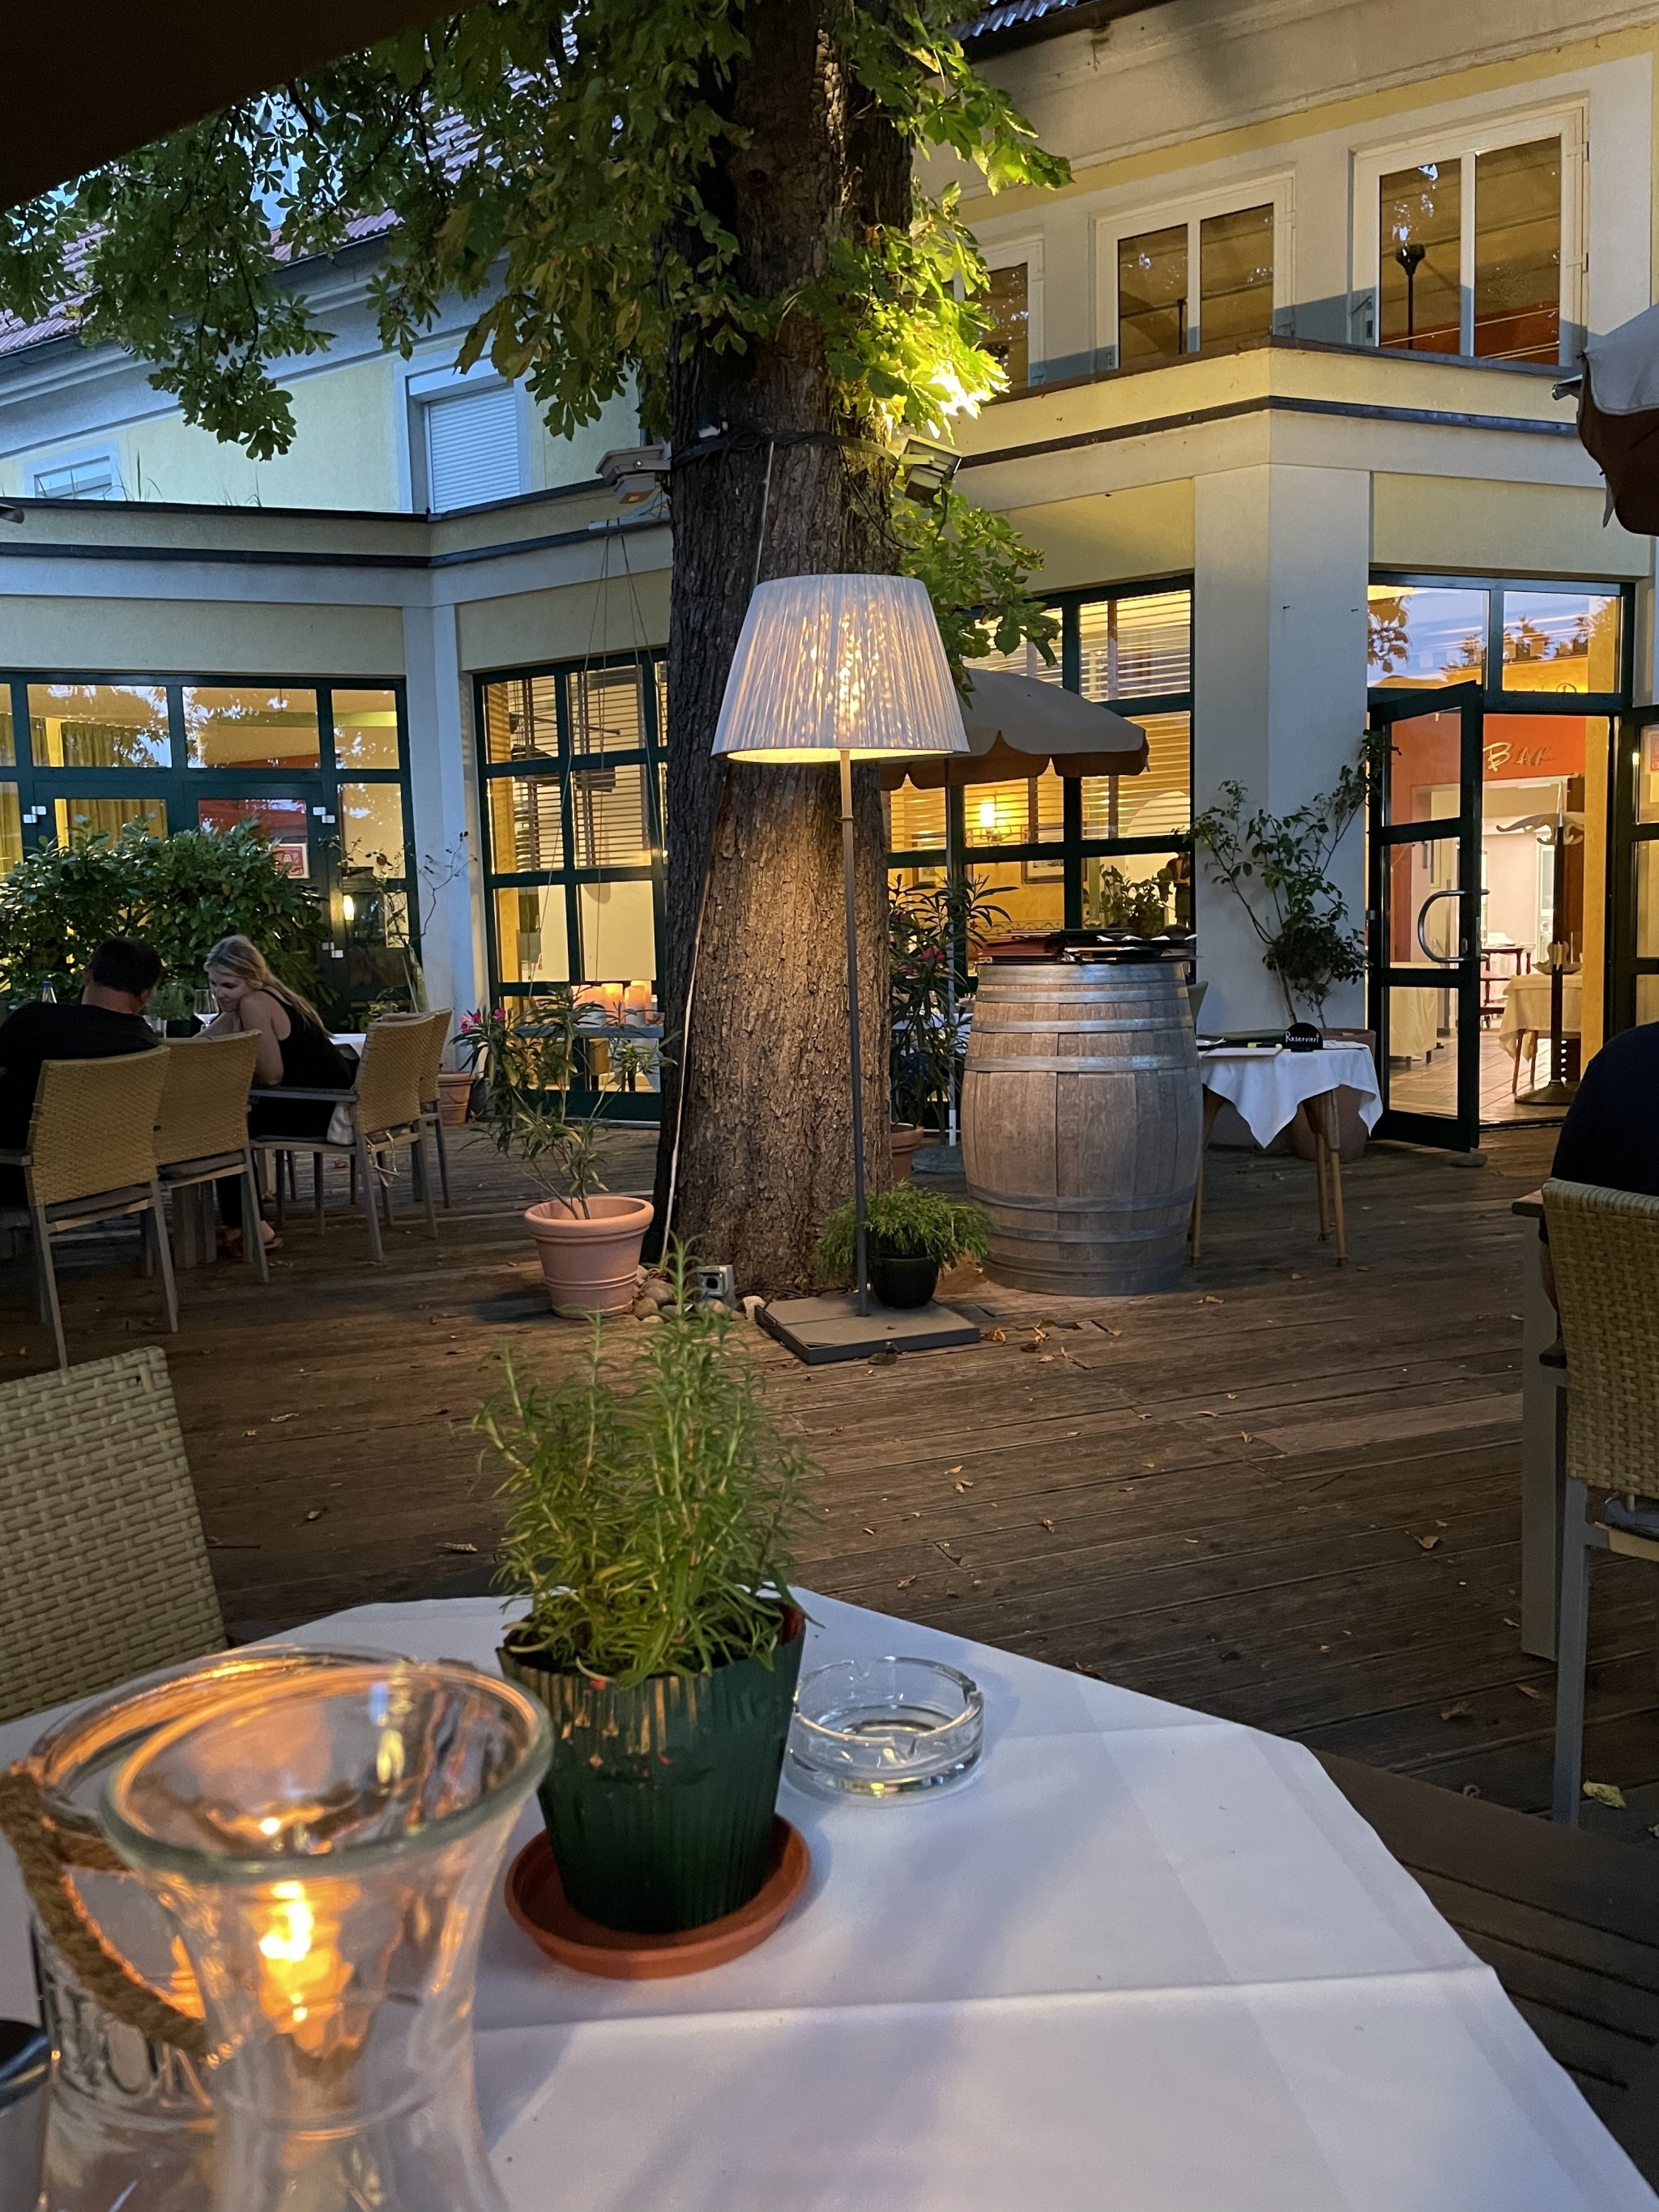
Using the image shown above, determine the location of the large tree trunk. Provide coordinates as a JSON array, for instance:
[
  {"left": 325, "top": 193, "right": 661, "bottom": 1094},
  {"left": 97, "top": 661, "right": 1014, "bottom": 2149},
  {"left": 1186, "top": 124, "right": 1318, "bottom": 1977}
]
[{"left": 650, "top": 0, "right": 911, "bottom": 1294}]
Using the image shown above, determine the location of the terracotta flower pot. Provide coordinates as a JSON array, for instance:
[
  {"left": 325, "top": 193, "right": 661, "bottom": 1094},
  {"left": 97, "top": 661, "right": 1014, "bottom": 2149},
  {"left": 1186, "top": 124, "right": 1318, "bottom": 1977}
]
[
  {"left": 436, "top": 1070, "right": 473, "bottom": 1126},
  {"left": 889, "top": 1123, "right": 928, "bottom": 1180},
  {"left": 524, "top": 1195, "right": 654, "bottom": 1315}
]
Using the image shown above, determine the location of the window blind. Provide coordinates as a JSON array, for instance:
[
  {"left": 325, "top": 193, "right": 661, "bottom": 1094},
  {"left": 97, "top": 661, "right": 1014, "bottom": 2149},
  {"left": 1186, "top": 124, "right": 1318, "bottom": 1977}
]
[{"left": 424, "top": 384, "right": 522, "bottom": 512}]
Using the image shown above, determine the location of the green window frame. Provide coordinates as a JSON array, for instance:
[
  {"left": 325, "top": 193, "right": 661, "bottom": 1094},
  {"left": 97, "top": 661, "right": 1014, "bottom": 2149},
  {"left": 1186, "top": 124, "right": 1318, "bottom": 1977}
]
[
  {"left": 885, "top": 578, "right": 1196, "bottom": 939},
  {"left": 0, "top": 671, "right": 418, "bottom": 1021},
  {"left": 475, "top": 654, "right": 667, "bottom": 1118}
]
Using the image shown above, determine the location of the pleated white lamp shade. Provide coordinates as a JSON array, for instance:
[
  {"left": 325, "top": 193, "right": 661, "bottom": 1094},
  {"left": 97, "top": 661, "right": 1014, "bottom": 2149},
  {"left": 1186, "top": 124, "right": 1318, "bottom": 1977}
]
[{"left": 712, "top": 573, "right": 970, "bottom": 763}]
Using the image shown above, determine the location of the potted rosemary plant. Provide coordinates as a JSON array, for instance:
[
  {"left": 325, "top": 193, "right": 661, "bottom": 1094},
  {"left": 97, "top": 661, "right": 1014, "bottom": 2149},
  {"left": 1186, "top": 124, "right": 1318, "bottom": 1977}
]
[
  {"left": 817, "top": 1186, "right": 991, "bottom": 1309},
  {"left": 479, "top": 1260, "right": 813, "bottom": 1935}
]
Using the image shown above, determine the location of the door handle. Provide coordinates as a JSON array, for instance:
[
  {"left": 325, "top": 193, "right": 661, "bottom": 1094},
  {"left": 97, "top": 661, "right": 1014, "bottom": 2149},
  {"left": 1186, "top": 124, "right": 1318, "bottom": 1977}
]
[{"left": 1415, "top": 888, "right": 1464, "bottom": 966}]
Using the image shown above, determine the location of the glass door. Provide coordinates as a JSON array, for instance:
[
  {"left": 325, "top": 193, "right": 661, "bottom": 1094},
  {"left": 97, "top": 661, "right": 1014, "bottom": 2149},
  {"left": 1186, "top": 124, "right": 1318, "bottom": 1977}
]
[
  {"left": 1612, "top": 706, "right": 1659, "bottom": 1035},
  {"left": 1367, "top": 683, "right": 1483, "bottom": 1148}
]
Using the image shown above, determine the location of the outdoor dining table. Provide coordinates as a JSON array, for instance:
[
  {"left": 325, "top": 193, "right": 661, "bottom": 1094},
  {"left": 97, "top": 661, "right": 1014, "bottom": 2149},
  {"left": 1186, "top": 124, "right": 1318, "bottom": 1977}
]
[
  {"left": 1193, "top": 1040, "right": 1382, "bottom": 1263},
  {"left": 0, "top": 1589, "right": 1647, "bottom": 2210}
]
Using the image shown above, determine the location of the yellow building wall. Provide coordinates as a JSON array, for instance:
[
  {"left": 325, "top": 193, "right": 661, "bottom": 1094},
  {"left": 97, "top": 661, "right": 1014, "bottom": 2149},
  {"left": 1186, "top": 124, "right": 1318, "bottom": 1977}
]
[
  {"left": 1371, "top": 475, "right": 1652, "bottom": 581},
  {"left": 105, "top": 357, "right": 400, "bottom": 511},
  {"left": 999, "top": 482, "right": 1194, "bottom": 591},
  {"left": 0, "top": 596, "right": 406, "bottom": 676},
  {"left": 457, "top": 566, "right": 672, "bottom": 674}
]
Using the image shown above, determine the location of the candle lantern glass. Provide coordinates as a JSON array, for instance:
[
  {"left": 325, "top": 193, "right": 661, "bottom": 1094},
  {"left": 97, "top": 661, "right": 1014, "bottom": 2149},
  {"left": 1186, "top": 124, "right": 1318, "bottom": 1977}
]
[
  {"left": 99, "top": 1660, "right": 549, "bottom": 2212},
  {"left": 15, "top": 1646, "right": 387, "bottom": 2212}
]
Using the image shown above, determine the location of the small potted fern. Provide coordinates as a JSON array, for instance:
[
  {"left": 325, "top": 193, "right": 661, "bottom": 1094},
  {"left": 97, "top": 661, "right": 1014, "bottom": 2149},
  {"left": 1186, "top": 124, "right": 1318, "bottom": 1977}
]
[
  {"left": 817, "top": 1186, "right": 991, "bottom": 1310},
  {"left": 479, "top": 1258, "right": 812, "bottom": 1935}
]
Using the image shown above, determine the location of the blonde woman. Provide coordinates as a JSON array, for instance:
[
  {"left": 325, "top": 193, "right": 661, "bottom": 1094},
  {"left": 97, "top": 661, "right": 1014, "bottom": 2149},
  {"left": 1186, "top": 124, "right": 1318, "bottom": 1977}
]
[{"left": 204, "top": 936, "right": 352, "bottom": 1251}]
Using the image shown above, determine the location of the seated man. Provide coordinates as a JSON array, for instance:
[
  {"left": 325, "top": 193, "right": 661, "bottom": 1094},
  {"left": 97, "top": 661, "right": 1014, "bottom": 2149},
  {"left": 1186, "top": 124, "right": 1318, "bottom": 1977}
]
[
  {"left": 1549, "top": 1016, "right": 1659, "bottom": 1207},
  {"left": 0, "top": 937, "right": 163, "bottom": 1205}
]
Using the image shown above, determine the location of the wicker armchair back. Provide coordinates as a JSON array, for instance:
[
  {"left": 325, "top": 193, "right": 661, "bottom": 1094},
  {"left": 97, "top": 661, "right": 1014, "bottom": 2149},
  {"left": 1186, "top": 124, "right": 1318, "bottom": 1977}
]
[
  {"left": 154, "top": 1034, "right": 260, "bottom": 1167},
  {"left": 0, "top": 1346, "right": 222, "bottom": 1723},
  {"left": 1542, "top": 1178, "right": 1659, "bottom": 1497},
  {"left": 24, "top": 1051, "right": 167, "bottom": 1208},
  {"left": 353, "top": 1017, "right": 428, "bottom": 1138}
]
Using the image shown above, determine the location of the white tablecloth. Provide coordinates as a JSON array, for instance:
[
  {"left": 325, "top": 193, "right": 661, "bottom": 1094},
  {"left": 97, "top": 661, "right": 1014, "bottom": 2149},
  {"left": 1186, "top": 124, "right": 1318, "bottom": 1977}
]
[
  {"left": 1, "top": 1594, "right": 1648, "bottom": 2211},
  {"left": 1198, "top": 1042, "right": 1383, "bottom": 1149},
  {"left": 1500, "top": 973, "right": 1584, "bottom": 1059}
]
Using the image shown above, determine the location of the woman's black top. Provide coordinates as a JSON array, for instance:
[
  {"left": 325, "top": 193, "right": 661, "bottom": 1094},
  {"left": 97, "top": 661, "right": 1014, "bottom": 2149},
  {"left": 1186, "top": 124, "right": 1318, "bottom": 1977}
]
[{"left": 248, "top": 1001, "right": 354, "bottom": 1142}]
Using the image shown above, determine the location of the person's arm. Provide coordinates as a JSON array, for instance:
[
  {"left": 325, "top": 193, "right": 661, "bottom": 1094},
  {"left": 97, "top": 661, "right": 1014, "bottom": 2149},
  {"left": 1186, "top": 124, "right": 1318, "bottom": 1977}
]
[
  {"left": 1550, "top": 1062, "right": 1606, "bottom": 1188},
  {"left": 238, "top": 991, "right": 292, "bottom": 1088}
]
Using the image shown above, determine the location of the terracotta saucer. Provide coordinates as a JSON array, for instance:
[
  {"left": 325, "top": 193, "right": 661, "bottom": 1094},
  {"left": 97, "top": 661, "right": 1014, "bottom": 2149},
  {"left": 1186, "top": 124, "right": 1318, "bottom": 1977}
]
[{"left": 505, "top": 1817, "right": 811, "bottom": 1980}]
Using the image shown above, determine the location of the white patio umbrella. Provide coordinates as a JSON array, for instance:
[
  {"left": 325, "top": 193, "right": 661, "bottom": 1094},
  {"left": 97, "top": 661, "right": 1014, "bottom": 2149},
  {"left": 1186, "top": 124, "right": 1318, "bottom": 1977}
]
[
  {"left": 879, "top": 667, "right": 1147, "bottom": 789},
  {"left": 1573, "top": 303, "right": 1659, "bottom": 534}
]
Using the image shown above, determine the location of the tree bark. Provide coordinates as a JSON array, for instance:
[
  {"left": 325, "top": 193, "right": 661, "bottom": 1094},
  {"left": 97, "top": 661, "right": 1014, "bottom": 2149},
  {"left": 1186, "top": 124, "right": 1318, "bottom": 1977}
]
[{"left": 650, "top": 0, "right": 911, "bottom": 1294}]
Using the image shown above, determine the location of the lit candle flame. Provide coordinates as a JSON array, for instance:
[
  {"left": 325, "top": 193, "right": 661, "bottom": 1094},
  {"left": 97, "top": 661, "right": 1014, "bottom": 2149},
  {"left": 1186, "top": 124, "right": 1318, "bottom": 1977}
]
[{"left": 256, "top": 1879, "right": 352, "bottom": 2059}]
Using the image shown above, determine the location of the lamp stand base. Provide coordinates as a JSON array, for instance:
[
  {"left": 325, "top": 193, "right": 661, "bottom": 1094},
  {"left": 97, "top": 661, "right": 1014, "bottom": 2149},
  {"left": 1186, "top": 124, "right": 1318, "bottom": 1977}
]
[{"left": 757, "top": 1294, "right": 982, "bottom": 1367}]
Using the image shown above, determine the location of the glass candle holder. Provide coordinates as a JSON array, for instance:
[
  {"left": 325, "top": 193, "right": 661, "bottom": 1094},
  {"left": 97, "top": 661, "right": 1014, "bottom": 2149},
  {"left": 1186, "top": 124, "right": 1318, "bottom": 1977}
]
[
  {"left": 99, "top": 1660, "right": 549, "bottom": 2212},
  {"left": 10, "top": 1646, "right": 386, "bottom": 2212}
]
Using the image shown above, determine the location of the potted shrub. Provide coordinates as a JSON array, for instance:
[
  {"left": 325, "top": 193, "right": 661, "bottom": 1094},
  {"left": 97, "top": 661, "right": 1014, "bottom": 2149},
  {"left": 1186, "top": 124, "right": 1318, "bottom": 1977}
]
[
  {"left": 478, "top": 1264, "right": 813, "bottom": 1934},
  {"left": 465, "top": 997, "right": 651, "bottom": 1312},
  {"left": 509, "top": 1099, "right": 653, "bottom": 1315},
  {"left": 817, "top": 1185, "right": 991, "bottom": 1310},
  {"left": 889, "top": 873, "right": 1008, "bottom": 1157}
]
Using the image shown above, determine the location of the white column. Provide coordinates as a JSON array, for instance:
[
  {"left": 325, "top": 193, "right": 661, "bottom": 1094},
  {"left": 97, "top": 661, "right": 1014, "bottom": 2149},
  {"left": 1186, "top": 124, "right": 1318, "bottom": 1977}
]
[
  {"left": 1192, "top": 463, "right": 1371, "bottom": 1034},
  {"left": 402, "top": 602, "right": 487, "bottom": 1051}
]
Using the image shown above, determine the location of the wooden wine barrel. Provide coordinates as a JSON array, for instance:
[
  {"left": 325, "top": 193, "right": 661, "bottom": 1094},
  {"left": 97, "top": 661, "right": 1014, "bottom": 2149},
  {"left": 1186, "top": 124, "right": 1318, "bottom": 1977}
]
[{"left": 962, "top": 959, "right": 1201, "bottom": 1295}]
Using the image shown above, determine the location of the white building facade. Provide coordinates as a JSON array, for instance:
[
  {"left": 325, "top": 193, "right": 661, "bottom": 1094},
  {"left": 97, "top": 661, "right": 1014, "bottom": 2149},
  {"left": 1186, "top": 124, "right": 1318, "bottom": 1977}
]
[{"left": 1, "top": 0, "right": 1655, "bottom": 1146}]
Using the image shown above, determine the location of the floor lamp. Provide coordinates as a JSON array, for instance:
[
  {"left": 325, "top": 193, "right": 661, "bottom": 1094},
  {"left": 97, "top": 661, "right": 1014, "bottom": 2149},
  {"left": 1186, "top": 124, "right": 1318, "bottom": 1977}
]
[{"left": 712, "top": 573, "right": 983, "bottom": 1364}]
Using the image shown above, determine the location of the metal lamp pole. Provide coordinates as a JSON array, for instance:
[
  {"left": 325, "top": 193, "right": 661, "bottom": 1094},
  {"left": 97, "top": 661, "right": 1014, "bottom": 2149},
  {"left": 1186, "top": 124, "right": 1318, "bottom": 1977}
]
[{"left": 838, "top": 746, "right": 870, "bottom": 1318}]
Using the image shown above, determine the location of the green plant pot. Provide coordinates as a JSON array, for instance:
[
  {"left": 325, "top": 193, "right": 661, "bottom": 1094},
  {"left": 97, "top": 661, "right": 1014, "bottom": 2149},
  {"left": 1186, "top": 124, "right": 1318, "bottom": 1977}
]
[
  {"left": 869, "top": 1250, "right": 940, "bottom": 1309},
  {"left": 499, "top": 1609, "right": 805, "bottom": 1934}
]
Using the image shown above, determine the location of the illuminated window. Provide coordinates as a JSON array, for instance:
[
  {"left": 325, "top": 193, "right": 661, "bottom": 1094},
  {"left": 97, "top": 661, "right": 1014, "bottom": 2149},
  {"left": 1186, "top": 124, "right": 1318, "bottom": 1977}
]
[
  {"left": 1367, "top": 126, "right": 1573, "bottom": 367},
  {"left": 1114, "top": 204, "right": 1275, "bottom": 366}
]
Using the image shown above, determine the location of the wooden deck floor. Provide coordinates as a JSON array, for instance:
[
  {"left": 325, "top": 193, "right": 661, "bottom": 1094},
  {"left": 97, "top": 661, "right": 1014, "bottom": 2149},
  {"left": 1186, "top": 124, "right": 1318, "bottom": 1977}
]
[
  {"left": 17, "top": 1117, "right": 1659, "bottom": 2171},
  {"left": 10, "top": 1113, "right": 1659, "bottom": 1852}
]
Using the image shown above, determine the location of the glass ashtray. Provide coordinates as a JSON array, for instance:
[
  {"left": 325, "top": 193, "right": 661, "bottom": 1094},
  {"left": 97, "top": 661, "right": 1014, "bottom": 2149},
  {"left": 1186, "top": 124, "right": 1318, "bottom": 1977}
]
[{"left": 788, "top": 1657, "right": 983, "bottom": 1797}]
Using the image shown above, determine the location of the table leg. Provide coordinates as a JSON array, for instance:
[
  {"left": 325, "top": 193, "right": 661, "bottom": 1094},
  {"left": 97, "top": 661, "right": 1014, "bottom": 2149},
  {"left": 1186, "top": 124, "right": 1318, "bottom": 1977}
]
[
  {"left": 1314, "top": 1091, "right": 1348, "bottom": 1264},
  {"left": 1520, "top": 1231, "right": 1566, "bottom": 1659},
  {"left": 1313, "top": 1118, "right": 1330, "bottom": 1240},
  {"left": 1190, "top": 1090, "right": 1223, "bottom": 1262}
]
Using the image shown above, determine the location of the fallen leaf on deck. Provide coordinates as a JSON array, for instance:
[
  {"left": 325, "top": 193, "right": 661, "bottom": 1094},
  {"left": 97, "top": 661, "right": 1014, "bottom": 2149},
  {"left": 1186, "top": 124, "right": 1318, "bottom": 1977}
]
[
  {"left": 1241, "top": 1433, "right": 1254, "bottom": 1443},
  {"left": 862, "top": 1525, "right": 876, "bottom": 1535},
  {"left": 1064, "top": 1431, "right": 1079, "bottom": 1438},
  {"left": 1038, "top": 1517, "right": 1056, "bottom": 1532},
  {"left": 439, "top": 1542, "right": 479, "bottom": 1555},
  {"left": 269, "top": 1413, "right": 297, "bottom": 1424},
  {"left": 1584, "top": 1781, "right": 1627, "bottom": 1809},
  {"left": 1517, "top": 1683, "right": 1544, "bottom": 1701},
  {"left": 305, "top": 1508, "right": 324, "bottom": 1523},
  {"left": 1196, "top": 1410, "right": 1217, "bottom": 1418},
  {"left": 945, "top": 1464, "right": 963, "bottom": 1476},
  {"left": 868, "top": 1349, "right": 898, "bottom": 1366},
  {"left": 983, "top": 1328, "right": 1007, "bottom": 1342},
  {"left": 1503, "top": 1615, "right": 1520, "bottom": 1628},
  {"left": 953, "top": 1481, "right": 973, "bottom": 1493},
  {"left": 1435, "top": 1519, "right": 1448, "bottom": 1529},
  {"left": 1108, "top": 1328, "right": 1123, "bottom": 1337},
  {"left": 1200, "top": 1295, "right": 1224, "bottom": 1304},
  {"left": 1439, "top": 1702, "right": 1470, "bottom": 1720},
  {"left": 1415, "top": 1535, "right": 1441, "bottom": 1551},
  {"left": 1290, "top": 1272, "right": 1303, "bottom": 1281},
  {"left": 898, "top": 1576, "right": 916, "bottom": 1590},
  {"left": 243, "top": 1430, "right": 258, "bottom": 1438},
  {"left": 1461, "top": 1784, "right": 1482, "bottom": 1798}
]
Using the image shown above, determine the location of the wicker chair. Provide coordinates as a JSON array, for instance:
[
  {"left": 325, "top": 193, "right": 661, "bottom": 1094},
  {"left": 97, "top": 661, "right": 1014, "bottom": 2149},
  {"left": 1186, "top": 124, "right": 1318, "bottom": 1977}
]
[
  {"left": 0, "top": 1345, "right": 224, "bottom": 1724},
  {"left": 155, "top": 1034, "right": 267, "bottom": 1282},
  {"left": 254, "top": 1016, "right": 436, "bottom": 1264},
  {"left": 0, "top": 1051, "right": 176, "bottom": 1371},
  {"left": 385, "top": 1008, "right": 454, "bottom": 1209},
  {"left": 1544, "top": 1177, "right": 1659, "bottom": 1824}
]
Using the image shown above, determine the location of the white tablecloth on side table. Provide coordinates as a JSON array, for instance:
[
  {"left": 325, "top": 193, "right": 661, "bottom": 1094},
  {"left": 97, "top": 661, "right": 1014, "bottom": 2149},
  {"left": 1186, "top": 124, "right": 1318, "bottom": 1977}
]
[
  {"left": 1499, "top": 973, "right": 1584, "bottom": 1063},
  {"left": 0, "top": 1593, "right": 1647, "bottom": 2212},
  {"left": 1198, "top": 1042, "right": 1383, "bottom": 1149}
]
